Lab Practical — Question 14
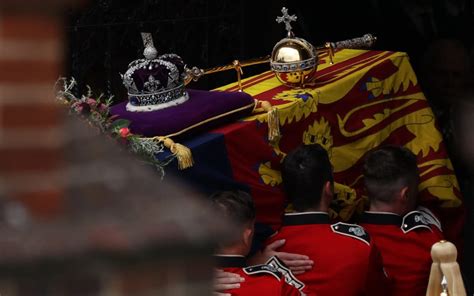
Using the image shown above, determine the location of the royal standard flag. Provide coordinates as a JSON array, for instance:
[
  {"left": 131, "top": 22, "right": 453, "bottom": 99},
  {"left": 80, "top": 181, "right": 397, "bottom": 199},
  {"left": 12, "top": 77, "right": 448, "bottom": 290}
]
[{"left": 213, "top": 49, "right": 464, "bottom": 247}]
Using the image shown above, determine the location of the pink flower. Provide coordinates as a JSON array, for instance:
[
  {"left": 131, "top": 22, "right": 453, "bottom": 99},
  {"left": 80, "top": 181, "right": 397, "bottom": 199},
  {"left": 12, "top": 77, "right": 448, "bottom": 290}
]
[
  {"left": 86, "top": 98, "right": 98, "bottom": 107},
  {"left": 119, "top": 127, "right": 131, "bottom": 138},
  {"left": 97, "top": 103, "right": 108, "bottom": 112},
  {"left": 72, "top": 101, "right": 91, "bottom": 115}
]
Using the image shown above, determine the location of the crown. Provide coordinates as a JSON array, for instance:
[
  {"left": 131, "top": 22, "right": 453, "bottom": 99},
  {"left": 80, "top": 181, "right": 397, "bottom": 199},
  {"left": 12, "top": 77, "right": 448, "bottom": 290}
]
[{"left": 121, "top": 33, "right": 189, "bottom": 112}]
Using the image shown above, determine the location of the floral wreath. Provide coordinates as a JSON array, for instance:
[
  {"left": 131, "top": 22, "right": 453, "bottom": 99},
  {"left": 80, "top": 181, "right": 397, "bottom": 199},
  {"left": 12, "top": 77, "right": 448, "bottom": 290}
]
[{"left": 54, "top": 77, "right": 181, "bottom": 177}]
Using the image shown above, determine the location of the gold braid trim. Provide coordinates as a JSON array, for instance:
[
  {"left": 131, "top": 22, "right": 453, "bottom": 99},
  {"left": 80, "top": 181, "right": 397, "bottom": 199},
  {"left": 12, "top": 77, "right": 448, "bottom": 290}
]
[
  {"left": 154, "top": 137, "right": 194, "bottom": 170},
  {"left": 260, "top": 100, "right": 281, "bottom": 144}
]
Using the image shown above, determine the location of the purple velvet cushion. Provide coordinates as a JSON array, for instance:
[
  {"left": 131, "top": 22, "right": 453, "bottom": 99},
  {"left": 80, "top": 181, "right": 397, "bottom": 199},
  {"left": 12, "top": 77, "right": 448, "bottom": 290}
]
[{"left": 109, "top": 89, "right": 255, "bottom": 138}]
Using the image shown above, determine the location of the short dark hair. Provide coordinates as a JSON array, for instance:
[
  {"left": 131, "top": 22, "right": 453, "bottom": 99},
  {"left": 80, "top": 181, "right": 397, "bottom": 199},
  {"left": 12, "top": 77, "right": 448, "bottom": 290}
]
[
  {"left": 363, "top": 145, "right": 419, "bottom": 203},
  {"left": 281, "top": 144, "right": 333, "bottom": 211},
  {"left": 210, "top": 190, "right": 256, "bottom": 228}
]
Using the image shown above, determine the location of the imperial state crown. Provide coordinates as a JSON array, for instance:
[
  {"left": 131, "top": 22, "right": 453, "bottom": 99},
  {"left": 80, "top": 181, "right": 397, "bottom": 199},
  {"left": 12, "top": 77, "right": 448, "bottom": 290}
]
[{"left": 121, "top": 33, "right": 189, "bottom": 112}]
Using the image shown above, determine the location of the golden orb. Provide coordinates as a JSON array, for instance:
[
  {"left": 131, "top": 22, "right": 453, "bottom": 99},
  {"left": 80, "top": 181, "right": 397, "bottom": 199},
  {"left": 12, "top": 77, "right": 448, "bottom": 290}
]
[
  {"left": 271, "top": 8, "right": 318, "bottom": 88},
  {"left": 270, "top": 37, "right": 318, "bottom": 88}
]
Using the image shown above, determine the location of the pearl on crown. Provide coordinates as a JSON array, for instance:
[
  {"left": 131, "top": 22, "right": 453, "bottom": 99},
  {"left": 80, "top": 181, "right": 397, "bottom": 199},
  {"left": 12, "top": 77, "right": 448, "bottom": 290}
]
[{"left": 144, "top": 46, "right": 158, "bottom": 60}]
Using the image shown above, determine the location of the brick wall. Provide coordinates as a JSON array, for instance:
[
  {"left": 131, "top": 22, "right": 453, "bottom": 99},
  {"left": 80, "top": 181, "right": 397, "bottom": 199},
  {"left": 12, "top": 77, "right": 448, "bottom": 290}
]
[
  {"left": 0, "top": 3, "right": 218, "bottom": 295},
  {"left": 0, "top": 4, "right": 69, "bottom": 219}
]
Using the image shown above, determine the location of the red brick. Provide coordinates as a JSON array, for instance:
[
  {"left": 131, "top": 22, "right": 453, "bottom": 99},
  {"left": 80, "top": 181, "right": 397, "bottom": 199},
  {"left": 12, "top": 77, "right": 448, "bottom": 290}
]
[
  {"left": 15, "top": 188, "right": 64, "bottom": 220},
  {"left": 0, "top": 127, "right": 63, "bottom": 149},
  {"left": 0, "top": 103, "right": 62, "bottom": 128},
  {"left": 0, "top": 39, "right": 59, "bottom": 62},
  {"left": 120, "top": 266, "right": 165, "bottom": 294},
  {"left": 0, "top": 14, "right": 62, "bottom": 40},
  {"left": 0, "top": 59, "right": 61, "bottom": 83},
  {"left": 0, "top": 83, "right": 54, "bottom": 104},
  {"left": 0, "top": 147, "right": 63, "bottom": 172}
]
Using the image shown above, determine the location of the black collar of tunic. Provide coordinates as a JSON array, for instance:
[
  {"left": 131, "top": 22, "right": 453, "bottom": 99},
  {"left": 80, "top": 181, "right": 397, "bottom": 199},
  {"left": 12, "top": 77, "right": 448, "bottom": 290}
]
[
  {"left": 359, "top": 211, "right": 403, "bottom": 225},
  {"left": 214, "top": 255, "right": 247, "bottom": 268},
  {"left": 282, "top": 211, "right": 331, "bottom": 226}
]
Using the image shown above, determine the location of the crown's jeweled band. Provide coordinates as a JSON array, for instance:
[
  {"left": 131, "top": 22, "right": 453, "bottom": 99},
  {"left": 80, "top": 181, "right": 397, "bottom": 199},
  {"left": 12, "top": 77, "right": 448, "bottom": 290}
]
[
  {"left": 270, "top": 57, "right": 317, "bottom": 73},
  {"left": 128, "top": 84, "right": 186, "bottom": 106},
  {"left": 128, "top": 84, "right": 188, "bottom": 108}
]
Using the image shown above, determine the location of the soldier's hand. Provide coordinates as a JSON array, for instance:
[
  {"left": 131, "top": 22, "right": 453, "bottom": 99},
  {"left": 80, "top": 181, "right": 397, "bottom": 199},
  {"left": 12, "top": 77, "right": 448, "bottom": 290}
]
[
  {"left": 262, "top": 239, "right": 314, "bottom": 275},
  {"left": 213, "top": 269, "right": 245, "bottom": 295}
]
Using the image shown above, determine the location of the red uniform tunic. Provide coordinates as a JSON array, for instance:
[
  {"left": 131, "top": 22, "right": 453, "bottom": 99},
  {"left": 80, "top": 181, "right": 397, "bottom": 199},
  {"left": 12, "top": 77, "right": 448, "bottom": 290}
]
[
  {"left": 215, "top": 255, "right": 310, "bottom": 295},
  {"left": 359, "top": 206, "right": 444, "bottom": 296},
  {"left": 266, "top": 212, "right": 390, "bottom": 296}
]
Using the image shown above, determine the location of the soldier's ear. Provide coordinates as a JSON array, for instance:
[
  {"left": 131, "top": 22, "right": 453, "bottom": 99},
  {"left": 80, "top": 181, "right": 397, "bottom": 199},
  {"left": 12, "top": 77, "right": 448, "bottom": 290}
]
[
  {"left": 323, "top": 181, "right": 333, "bottom": 198},
  {"left": 319, "top": 181, "right": 333, "bottom": 209},
  {"left": 242, "top": 227, "right": 253, "bottom": 249},
  {"left": 400, "top": 186, "right": 409, "bottom": 202}
]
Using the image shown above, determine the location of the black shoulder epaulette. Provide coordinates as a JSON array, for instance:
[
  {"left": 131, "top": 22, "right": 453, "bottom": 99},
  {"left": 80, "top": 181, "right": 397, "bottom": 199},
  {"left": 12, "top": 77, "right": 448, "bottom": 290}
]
[
  {"left": 401, "top": 209, "right": 442, "bottom": 233},
  {"left": 417, "top": 206, "right": 442, "bottom": 231},
  {"left": 243, "top": 263, "right": 282, "bottom": 281},
  {"left": 266, "top": 256, "right": 306, "bottom": 290},
  {"left": 331, "top": 222, "right": 371, "bottom": 245}
]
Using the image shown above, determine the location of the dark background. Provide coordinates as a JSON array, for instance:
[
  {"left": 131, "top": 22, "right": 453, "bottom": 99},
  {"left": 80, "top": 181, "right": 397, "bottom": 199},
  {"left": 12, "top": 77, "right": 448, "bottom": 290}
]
[
  {"left": 65, "top": 0, "right": 474, "bottom": 100},
  {"left": 65, "top": 0, "right": 474, "bottom": 289}
]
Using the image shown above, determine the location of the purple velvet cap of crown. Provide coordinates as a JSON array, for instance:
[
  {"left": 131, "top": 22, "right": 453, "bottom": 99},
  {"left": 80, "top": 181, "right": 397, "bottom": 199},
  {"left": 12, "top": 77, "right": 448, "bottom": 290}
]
[
  {"left": 130, "top": 62, "right": 171, "bottom": 93},
  {"left": 122, "top": 52, "right": 188, "bottom": 111},
  {"left": 129, "top": 54, "right": 185, "bottom": 94},
  {"left": 109, "top": 89, "right": 255, "bottom": 138}
]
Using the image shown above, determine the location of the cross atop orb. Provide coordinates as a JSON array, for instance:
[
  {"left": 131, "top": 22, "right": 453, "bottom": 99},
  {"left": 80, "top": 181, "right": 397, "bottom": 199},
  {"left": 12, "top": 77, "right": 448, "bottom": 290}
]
[{"left": 276, "top": 7, "right": 297, "bottom": 38}]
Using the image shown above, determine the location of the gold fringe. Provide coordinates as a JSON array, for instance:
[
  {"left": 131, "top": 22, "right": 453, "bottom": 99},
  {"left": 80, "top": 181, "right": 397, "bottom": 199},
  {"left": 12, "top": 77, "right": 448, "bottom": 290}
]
[
  {"left": 260, "top": 101, "right": 281, "bottom": 144},
  {"left": 158, "top": 137, "right": 194, "bottom": 170}
]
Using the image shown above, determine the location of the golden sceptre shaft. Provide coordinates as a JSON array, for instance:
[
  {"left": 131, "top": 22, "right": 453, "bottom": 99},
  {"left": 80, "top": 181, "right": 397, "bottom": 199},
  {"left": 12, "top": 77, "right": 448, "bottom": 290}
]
[
  {"left": 184, "top": 34, "right": 376, "bottom": 91},
  {"left": 184, "top": 55, "right": 271, "bottom": 90}
]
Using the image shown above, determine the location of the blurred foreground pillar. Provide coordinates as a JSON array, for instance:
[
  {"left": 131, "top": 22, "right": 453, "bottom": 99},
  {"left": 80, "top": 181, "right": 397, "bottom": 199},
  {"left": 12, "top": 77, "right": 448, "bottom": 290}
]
[
  {"left": 0, "top": 0, "right": 81, "bottom": 218},
  {"left": 0, "top": 2, "right": 226, "bottom": 296}
]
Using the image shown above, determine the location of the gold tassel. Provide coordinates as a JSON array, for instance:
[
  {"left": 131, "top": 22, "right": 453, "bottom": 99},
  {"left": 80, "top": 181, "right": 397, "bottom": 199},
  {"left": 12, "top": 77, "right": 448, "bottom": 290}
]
[
  {"left": 260, "top": 101, "right": 281, "bottom": 144},
  {"left": 158, "top": 137, "right": 194, "bottom": 170}
]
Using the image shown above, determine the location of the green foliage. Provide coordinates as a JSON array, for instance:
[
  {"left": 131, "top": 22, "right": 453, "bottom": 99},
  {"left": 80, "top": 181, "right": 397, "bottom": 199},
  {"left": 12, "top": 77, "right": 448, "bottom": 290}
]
[{"left": 55, "top": 77, "right": 173, "bottom": 177}]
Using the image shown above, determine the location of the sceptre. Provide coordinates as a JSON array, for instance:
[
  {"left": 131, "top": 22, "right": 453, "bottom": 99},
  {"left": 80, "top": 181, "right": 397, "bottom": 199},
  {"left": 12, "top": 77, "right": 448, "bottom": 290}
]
[{"left": 184, "top": 34, "right": 377, "bottom": 91}]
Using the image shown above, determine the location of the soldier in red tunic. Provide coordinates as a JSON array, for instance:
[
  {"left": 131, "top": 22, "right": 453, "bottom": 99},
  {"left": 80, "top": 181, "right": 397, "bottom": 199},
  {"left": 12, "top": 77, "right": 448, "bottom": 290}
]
[
  {"left": 211, "top": 190, "right": 314, "bottom": 295},
  {"left": 359, "top": 145, "right": 444, "bottom": 296},
  {"left": 265, "top": 144, "right": 390, "bottom": 296}
]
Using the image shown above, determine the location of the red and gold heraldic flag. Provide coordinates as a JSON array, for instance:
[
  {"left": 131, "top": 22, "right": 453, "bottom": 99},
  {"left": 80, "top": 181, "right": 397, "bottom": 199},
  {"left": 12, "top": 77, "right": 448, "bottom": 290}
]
[{"left": 215, "top": 49, "right": 464, "bottom": 247}]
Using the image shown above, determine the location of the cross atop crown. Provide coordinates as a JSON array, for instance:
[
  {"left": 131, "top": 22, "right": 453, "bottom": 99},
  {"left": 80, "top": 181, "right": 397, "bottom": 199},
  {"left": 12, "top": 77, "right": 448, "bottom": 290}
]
[
  {"left": 141, "top": 32, "right": 158, "bottom": 60},
  {"left": 276, "top": 7, "right": 297, "bottom": 38}
]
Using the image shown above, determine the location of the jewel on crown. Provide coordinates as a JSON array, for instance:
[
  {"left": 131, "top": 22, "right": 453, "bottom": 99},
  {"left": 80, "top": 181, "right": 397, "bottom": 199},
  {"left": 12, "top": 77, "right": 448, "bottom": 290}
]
[{"left": 121, "top": 33, "right": 189, "bottom": 112}]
